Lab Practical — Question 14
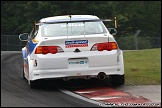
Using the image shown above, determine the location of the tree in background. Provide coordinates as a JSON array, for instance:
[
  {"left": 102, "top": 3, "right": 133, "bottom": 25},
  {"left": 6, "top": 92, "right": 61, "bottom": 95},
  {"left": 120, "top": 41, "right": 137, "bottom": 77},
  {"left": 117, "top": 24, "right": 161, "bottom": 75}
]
[{"left": 1, "top": 1, "right": 161, "bottom": 38}]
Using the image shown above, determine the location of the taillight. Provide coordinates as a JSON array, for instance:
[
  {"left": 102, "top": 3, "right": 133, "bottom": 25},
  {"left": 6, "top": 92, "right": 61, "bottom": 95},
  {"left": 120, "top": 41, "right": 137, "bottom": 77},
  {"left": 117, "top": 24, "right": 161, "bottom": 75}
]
[
  {"left": 105, "top": 42, "right": 113, "bottom": 51},
  {"left": 35, "top": 46, "right": 64, "bottom": 54},
  {"left": 97, "top": 43, "right": 105, "bottom": 51},
  {"left": 48, "top": 46, "right": 57, "bottom": 54},
  {"left": 91, "top": 42, "right": 118, "bottom": 51}
]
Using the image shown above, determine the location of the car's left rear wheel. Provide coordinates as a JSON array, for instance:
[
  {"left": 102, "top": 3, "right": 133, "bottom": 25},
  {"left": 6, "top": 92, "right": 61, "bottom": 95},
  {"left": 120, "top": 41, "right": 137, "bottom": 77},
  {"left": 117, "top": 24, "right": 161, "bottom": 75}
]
[
  {"left": 29, "top": 80, "right": 41, "bottom": 89},
  {"left": 23, "top": 66, "right": 25, "bottom": 79}
]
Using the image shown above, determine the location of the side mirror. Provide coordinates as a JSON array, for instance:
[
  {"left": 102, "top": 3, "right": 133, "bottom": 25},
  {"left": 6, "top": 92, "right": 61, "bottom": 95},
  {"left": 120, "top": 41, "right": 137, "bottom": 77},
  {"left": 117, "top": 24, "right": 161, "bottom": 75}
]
[
  {"left": 108, "top": 28, "right": 117, "bottom": 35},
  {"left": 19, "top": 33, "right": 29, "bottom": 41}
]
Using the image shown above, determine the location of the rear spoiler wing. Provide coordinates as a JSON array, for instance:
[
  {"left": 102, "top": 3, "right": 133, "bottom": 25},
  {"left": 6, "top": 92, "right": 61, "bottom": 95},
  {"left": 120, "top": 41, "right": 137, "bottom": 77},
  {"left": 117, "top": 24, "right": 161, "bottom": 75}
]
[
  {"left": 101, "top": 17, "right": 117, "bottom": 28},
  {"left": 34, "top": 17, "right": 117, "bottom": 34}
]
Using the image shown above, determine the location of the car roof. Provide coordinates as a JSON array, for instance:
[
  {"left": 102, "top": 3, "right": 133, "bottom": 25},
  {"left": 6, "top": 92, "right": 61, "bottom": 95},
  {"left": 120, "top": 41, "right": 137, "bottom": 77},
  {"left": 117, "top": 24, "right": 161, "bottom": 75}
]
[{"left": 39, "top": 15, "right": 100, "bottom": 23}]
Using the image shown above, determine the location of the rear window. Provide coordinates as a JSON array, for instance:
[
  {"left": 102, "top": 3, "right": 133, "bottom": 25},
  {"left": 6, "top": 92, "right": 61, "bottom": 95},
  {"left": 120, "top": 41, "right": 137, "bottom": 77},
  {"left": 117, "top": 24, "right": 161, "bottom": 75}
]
[{"left": 41, "top": 21, "right": 107, "bottom": 37}]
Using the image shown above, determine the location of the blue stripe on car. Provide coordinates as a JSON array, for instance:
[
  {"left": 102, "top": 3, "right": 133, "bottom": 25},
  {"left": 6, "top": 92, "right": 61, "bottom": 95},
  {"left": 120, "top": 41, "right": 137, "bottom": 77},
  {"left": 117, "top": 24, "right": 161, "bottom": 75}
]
[
  {"left": 28, "top": 40, "right": 37, "bottom": 54},
  {"left": 22, "top": 49, "right": 27, "bottom": 58}
]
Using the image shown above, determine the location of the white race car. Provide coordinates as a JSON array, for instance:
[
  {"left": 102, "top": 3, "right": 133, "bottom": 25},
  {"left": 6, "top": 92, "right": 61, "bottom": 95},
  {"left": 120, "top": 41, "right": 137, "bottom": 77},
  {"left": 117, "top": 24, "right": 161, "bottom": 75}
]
[{"left": 19, "top": 15, "right": 124, "bottom": 88}]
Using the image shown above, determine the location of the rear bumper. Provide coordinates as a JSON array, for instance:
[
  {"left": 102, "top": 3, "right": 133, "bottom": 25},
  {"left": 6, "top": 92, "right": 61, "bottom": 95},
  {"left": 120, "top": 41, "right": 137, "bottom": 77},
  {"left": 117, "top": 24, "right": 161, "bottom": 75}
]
[
  {"left": 32, "top": 65, "right": 124, "bottom": 80},
  {"left": 29, "top": 50, "right": 124, "bottom": 80}
]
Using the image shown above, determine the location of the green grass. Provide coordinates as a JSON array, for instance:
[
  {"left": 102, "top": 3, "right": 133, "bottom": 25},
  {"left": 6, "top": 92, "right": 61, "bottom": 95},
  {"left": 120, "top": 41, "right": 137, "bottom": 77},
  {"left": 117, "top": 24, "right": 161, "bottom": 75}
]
[{"left": 123, "top": 48, "right": 161, "bottom": 85}]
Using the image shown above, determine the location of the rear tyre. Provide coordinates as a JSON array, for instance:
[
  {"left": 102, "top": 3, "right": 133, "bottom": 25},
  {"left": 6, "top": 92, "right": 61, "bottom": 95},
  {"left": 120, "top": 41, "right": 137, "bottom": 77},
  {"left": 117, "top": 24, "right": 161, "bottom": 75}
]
[
  {"left": 29, "top": 80, "right": 41, "bottom": 89},
  {"left": 110, "top": 74, "right": 125, "bottom": 86},
  {"left": 23, "top": 67, "right": 25, "bottom": 79}
]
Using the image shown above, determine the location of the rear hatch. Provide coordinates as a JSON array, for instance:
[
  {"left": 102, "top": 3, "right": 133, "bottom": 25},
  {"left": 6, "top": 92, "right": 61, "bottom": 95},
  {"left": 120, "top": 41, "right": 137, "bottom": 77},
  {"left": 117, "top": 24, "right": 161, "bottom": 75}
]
[
  {"left": 39, "top": 34, "right": 115, "bottom": 52},
  {"left": 33, "top": 34, "right": 118, "bottom": 69}
]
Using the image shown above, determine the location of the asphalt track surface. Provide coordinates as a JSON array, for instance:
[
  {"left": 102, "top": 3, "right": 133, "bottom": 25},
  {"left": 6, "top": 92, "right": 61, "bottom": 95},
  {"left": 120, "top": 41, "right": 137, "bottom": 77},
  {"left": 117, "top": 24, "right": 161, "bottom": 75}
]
[
  {"left": 1, "top": 51, "right": 161, "bottom": 107},
  {"left": 1, "top": 51, "right": 100, "bottom": 107}
]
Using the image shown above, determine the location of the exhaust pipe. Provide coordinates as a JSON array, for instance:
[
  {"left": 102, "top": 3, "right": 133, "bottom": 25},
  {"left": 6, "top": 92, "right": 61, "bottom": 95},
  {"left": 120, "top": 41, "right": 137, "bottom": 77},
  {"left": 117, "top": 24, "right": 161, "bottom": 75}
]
[{"left": 97, "top": 72, "right": 106, "bottom": 80}]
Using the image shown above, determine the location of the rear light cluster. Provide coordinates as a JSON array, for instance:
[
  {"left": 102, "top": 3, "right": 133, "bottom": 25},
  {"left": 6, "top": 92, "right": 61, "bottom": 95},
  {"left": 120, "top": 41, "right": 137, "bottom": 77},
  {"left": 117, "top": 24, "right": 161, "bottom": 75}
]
[
  {"left": 35, "top": 46, "right": 64, "bottom": 54},
  {"left": 91, "top": 42, "right": 118, "bottom": 51}
]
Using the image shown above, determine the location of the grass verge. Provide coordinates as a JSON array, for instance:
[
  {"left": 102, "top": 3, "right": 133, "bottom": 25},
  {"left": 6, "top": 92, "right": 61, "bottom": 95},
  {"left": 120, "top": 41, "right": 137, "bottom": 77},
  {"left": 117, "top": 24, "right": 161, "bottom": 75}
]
[{"left": 123, "top": 48, "right": 161, "bottom": 85}]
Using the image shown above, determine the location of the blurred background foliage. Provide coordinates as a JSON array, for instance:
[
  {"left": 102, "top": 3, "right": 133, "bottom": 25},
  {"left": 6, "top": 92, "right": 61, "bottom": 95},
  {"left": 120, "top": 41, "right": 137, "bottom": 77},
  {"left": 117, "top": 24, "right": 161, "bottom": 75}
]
[
  {"left": 1, "top": 1, "right": 161, "bottom": 36},
  {"left": 1, "top": 1, "right": 161, "bottom": 43}
]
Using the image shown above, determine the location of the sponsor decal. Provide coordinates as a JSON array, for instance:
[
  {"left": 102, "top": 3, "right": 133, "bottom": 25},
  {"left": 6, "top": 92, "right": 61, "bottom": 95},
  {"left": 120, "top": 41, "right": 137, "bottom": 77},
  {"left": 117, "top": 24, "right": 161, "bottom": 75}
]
[
  {"left": 69, "top": 60, "right": 88, "bottom": 64},
  {"left": 65, "top": 40, "right": 88, "bottom": 48}
]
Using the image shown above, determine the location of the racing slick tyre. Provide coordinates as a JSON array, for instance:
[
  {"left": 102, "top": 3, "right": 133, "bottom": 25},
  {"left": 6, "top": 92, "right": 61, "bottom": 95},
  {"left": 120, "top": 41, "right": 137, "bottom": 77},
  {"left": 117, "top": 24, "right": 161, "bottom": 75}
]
[
  {"left": 110, "top": 74, "right": 125, "bottom": 86},
  {"left": 23, "top": 67, "right": 25, "bottom": 79},
  {"left": 29, "top": 80, "right": 41, "bottom": 89}
]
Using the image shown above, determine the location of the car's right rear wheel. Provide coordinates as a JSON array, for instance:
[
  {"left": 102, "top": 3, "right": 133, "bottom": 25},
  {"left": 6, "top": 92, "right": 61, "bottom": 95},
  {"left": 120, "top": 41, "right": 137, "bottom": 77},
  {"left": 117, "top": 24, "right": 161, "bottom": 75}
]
[{"left": 109, "top": 74, "right": 125, "bottom": 86}]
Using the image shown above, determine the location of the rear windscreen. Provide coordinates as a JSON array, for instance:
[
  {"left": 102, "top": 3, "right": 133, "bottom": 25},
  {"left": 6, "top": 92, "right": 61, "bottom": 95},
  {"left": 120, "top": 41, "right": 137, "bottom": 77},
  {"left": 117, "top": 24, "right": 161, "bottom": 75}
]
[{"left": 42, "top": 21, "right": 107, "bottom": 37}]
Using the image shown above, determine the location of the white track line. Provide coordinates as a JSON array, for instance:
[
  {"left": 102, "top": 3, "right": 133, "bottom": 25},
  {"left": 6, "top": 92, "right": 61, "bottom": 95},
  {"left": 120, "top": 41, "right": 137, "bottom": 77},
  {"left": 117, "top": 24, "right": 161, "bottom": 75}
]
[
  {"left": 90, "top": 96, "right": 120, "bottom": 100},
  {"left": 76, "top": 91, "right": 96, "bottom": 94},
  {"left": 58, "top": 88, "right": 102, "bottom": 106}
]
